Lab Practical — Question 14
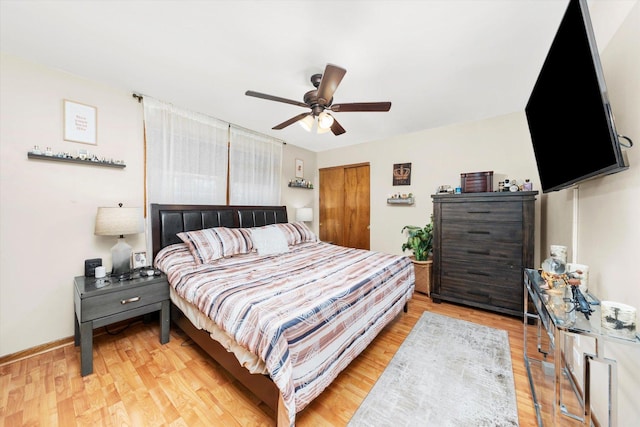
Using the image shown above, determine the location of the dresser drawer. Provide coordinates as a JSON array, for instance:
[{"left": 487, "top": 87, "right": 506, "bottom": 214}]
[
  {"left": 440, "top": 258, "right": 522, "bottom": 289},
  {"left": 441, "top": 201, "right": 522, "bottom": 222},
  {"left": 439, "top": 263, "right": 523, "bottom": 311},
  {"left": 438, "top": 280, "right": 523, "bottom": 312},
  {"left": 441, "top": 221, "right": 522, "bottom": 244},
  {"left": 441, "top": 240, "right": 522, "bottom": 264},
  {"left": 80, "top": 281, "right": 169, "bottom": 322}
]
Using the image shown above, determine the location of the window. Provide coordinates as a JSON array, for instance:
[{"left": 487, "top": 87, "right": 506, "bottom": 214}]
[{"left": 143, "top": 97, "right": 283, "bottom": 206}]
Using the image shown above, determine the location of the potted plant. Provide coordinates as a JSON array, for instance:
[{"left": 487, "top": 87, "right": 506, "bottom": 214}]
[{"left": 401, "top": 217, "right": 434, "bottom": 295}]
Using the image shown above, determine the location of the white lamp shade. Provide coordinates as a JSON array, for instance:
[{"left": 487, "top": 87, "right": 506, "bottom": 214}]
[
  {"left": 317, "top": 112, "right": 334, "bottom": 130},
  {"left": 298, "top": 115, "right": 315, "bottom": 132},
  {"left": 296, "top": 207, "right": 313, "bottom": 222},
  {"left": 316, "top": 124, "right": 331, "bottom": 134},
  {"left": 95, "top": 206, "right": 144, "bottom": 236}
]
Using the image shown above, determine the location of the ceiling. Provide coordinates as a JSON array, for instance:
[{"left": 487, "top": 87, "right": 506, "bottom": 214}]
[{"left": 1, "top": 1, "right": 636, "bottom": 152}]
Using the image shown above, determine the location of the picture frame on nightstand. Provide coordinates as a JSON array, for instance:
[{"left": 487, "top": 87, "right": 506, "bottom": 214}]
[{"left": 132, "top": 251, "right": 147, "bottom": 269}]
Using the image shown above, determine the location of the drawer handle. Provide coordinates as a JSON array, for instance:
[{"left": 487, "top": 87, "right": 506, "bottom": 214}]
[
  {"left": 467, "top": 210, "right": 491, "bottom": 214},
  {"left": 468, "top": 270, "right": 491, "bottom": 277},
  {"left": 467, "top": 230, "right": 490, "bottom": 235},
  {"left": 121, "top": 296, "right": 141, "bottom": 304},
  {"left": 467, "top": 289, "right": 491, "bottom": 298},
  {"left": 467, "top": 250, "right": 490, "bottom": 255}
]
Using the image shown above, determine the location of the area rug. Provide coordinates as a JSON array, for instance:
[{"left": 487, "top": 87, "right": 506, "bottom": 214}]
[{"left": 348, "top": 311, "right": 519, "bottom": 427}]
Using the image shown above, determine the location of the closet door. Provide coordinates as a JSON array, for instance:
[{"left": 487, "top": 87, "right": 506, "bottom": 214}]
[
  {"left": 319, "top": 167, "right": 345, "bottom": 245},
  {"left": 344, "top": 164, "right": 370, "bottom": 249},
  {"left": 319, "top": 163, "right": 370, "bottom": 250}
]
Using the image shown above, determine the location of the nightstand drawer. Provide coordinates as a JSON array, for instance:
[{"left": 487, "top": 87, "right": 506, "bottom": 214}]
[{"left": 80, "top": 281, "right": 169, "bottom": 321}]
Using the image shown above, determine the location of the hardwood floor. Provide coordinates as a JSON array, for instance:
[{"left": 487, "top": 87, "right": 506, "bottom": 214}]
[{"left": 0, "top": 293, "right": 540, "bottom": 426}]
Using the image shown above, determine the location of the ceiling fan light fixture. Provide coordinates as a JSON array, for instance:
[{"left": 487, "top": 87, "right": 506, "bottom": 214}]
[
  {"left": 317, "top": 112, "right": 334, "bottom": 130},
  {"left": 316, "top": 123, "right": 331, "bottom": 134},
  {"left": 298, "top": 115, "right": 315, "bottom": 132},
  {"left": 245, "top": 63, "right": 391, "bottom": 136}
]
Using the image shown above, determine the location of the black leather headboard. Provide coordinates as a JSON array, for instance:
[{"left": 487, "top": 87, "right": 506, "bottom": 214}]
[{"left": 150, "top": 203, "right": 288, "bottom": 259}]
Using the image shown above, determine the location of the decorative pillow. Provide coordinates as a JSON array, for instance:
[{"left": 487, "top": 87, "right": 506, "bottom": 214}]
[
  {"left": 215, "top": 227, "right": 254, "bottom": 256},
  {"left": 153, "top": 243, "right": 195, "bottom": 271},
  {"left": 251, "top": 226, "right": 289, "bottom": 256},
  {"left": 290, "top": 221, "right": 317, "bottom": 243},
  {"left": 272, "top": 222, "right": 318, "bottom": 246},
  {"left": 274, "top": 223, "right": 303, "bottom": 246},
  {"left": 177, "top": 227, "right": 253, "bottom": 265}
]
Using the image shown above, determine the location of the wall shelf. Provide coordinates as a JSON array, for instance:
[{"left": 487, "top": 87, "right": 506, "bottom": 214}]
[
  {"left": 387, "top": 197, "right": 414, "bottom": 205},
  {"left": 288, "top": 179, "right": 313, "bottom": 189},
  {"left": 27, "top": 152, "right": 126, "bottom": 169},
  {"left": 288, "top": 183, "right": 313, "bottom": 189}
]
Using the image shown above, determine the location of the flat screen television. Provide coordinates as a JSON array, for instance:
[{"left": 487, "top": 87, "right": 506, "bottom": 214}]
[{"left": 525, "top": 0, "right": 630, "bottom": 193}]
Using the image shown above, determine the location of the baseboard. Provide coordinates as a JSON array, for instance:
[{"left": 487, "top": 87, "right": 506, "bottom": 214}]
[{"left": 0, "top": 315, "right": 147, "bottom": 367}]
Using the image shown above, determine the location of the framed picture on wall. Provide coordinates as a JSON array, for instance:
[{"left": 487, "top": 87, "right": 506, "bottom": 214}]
[
  {"left": 393, "top": 162, "right": 412, "bottom": 185},
  {"left": 64, "top": 99, "right": 97, "bottom": 145},
  {"left": 295, "top": 158, "right": 304, "bottom": 178}
]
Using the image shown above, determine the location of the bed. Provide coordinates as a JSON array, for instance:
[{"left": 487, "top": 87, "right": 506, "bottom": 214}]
[{"left": 150, "top": 203, "right": 415, "bottom": 426}]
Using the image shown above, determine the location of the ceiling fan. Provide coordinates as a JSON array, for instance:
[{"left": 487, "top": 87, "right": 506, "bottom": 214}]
[{"left": 245, "top": 64, "right": 391, "bottom": 136}]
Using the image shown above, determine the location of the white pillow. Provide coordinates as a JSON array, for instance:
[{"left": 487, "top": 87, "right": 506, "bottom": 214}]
[{"left": 251, "top": 226, "right": 289, "bottom": 256}]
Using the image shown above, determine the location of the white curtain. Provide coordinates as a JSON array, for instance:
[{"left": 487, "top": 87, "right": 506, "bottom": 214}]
[
  {"left": 143, "top": 97, "right": 229, "bottom": 205},
  {"left": 229, "top": 126, "right": 283, "bottom": 205}
]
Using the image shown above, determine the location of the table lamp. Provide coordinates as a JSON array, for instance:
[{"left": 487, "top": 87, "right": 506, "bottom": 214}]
[
  {"left": 94, "top": 203, "right": 144, "bottom": 276},
  {"left": 296, "top": 207, "right": 313, "bottom": 223}
]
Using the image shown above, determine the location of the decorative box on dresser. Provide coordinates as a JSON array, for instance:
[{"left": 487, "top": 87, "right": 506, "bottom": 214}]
[{"left": 431, "top": 191, "right": 538, "bottom": 316}]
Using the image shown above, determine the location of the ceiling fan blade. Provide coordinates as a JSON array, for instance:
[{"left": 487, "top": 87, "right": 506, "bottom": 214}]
[
  {"left": 272, "top": 112, "right": 311, "bottom": 130},
  {"left": 317, "top": 64, "right": 346, "bottom": 105},
  {"left": 245, "top": 90, "right": 308, "bottom": 108},
  {"left": 330, "top": 102, "right": 392, "bottom": 112},
  {"left": 330, "top": 117, "right": 346, "bottom": 136}
]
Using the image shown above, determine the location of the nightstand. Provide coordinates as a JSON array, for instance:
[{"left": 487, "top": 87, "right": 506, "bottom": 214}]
[{"left": 74, "top": 273, "right": 170, "bottom": 376}]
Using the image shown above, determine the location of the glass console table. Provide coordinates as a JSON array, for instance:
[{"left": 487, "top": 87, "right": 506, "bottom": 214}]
[{"left": 523, "top": 268, "right": 639, "bottom": 427}]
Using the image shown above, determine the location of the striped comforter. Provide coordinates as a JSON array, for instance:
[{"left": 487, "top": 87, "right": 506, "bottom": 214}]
[{"left": 155, "top": 241, "right": 415, "bottom": 426}]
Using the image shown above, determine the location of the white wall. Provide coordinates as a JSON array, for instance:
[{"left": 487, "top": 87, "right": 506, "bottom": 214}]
[
  {"left": 281, "top": 144, "right": 317, "bottom": 228},
  {"left": 0, "top": 54, "right": 146, "bottom": 356}
]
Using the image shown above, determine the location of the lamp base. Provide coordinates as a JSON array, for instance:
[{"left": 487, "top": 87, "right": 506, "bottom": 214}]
[{"left": 111, "top": 237, "right": 132, "bottom": 276}]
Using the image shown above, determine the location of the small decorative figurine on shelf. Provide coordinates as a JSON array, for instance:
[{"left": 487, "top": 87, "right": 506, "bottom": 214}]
[{"left": 288, "top": 178, "right": 313, "bottom": 189}]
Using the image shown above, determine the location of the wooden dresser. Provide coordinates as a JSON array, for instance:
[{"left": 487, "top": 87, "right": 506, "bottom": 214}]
[{"left": 431, "top": 191, "right": 537, "bottom": 316}]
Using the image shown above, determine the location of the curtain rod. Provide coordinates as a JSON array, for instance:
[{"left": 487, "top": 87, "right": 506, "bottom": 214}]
[{"left": 131, "top": 92, "right": 286, "bottom": 145}]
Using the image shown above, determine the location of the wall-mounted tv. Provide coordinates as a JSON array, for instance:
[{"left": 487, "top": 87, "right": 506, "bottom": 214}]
[{"left": 525, "top": 0, "right": 630, "bottom": 193}]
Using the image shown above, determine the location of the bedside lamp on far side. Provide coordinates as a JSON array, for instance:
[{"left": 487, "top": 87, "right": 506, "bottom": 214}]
[
  {"left": 296, "top": 207, "right": 313, "bottom": 223},
  {"left": 94, "top": 203, "right": 144, "bottom": 276}
]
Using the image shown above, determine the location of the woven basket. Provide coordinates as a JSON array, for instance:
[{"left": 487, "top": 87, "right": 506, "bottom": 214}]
[{"left": 411, "top": 258, "right": 433, "bottom": 296}]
